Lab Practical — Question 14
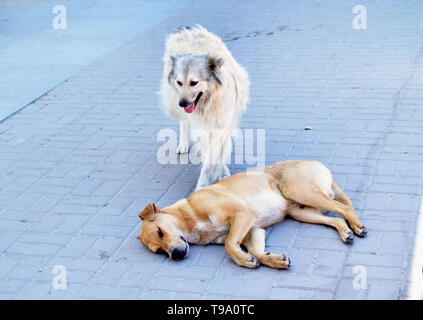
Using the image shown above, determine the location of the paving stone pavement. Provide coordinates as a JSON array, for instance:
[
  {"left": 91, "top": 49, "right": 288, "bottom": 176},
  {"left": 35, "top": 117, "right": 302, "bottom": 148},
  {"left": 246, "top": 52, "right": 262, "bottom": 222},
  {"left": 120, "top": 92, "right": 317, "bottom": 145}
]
[
  {"left": 0, "top": 0, "right": 191, "bottom": 121},
  {"left": 1, "top": 0, "right": 423, "bottom": 299}
]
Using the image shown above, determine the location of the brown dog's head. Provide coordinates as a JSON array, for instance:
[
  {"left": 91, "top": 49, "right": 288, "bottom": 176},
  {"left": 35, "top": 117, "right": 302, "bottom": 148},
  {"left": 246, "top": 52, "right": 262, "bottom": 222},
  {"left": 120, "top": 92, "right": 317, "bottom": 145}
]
[{"left": 137, "top": 202, "right": 189, "bottom": 260}]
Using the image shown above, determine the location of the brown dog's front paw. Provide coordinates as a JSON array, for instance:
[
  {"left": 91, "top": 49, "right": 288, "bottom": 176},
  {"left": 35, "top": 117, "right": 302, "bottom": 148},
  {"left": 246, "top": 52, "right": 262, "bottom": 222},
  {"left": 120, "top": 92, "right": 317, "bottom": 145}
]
[
  {"left": 247, "top": 255, "right": 260, "bottom": 269},
  {"left": 260, "top": 253, "right": 290, "bottom": 269},
  {"left": 232, "top": 254, "right": 260, "bottom": 269}
]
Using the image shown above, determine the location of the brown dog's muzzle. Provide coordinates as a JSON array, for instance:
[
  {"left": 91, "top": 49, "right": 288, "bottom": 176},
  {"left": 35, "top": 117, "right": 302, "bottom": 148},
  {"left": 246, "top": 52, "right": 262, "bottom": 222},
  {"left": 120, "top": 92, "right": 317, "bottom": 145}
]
[
  {"left": 171, "top": 246, "right": 188, "bottom": 260},
  {"left": 170, "top": 237, "right": 189, "bottom": 260}
]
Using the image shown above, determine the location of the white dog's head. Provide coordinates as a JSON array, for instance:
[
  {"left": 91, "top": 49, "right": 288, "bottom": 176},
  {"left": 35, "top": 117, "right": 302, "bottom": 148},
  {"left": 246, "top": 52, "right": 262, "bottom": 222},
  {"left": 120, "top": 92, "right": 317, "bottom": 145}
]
[{"left": 167, "top": 54, "right": 224, "bottom": 113}]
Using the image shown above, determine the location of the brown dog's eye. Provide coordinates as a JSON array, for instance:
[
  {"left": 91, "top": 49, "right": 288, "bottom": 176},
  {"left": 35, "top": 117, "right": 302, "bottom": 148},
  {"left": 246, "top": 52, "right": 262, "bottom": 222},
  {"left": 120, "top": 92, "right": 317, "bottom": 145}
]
[
  {"left": 190, "top": 81, "right": 198, "bottom": 86},
  {"left": 158, "top": 227, "right": 163, "bottom": 238},
  {"left": 176, "top": 81, "right": 183, "bottom": 86}
]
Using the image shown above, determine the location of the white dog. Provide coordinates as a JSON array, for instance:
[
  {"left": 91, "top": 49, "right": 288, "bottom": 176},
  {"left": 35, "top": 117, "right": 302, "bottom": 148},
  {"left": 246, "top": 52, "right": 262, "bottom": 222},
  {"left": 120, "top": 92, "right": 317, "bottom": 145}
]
[{"left": 160, "top": 25, "right": 250, "bottom": 190}]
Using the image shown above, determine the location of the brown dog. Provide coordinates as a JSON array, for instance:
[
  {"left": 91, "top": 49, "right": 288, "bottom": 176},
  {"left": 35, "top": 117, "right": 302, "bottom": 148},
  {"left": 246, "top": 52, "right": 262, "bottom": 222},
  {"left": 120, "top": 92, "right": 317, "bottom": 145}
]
[{"left": 138, "top": 160, "right": 367, "bottom": 269}]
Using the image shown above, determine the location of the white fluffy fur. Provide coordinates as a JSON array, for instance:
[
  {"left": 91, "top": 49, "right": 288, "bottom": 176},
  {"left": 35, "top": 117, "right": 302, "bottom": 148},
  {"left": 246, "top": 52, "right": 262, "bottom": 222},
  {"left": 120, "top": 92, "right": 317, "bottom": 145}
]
[{"left": 160, "top": 25, "right": 250, "bottom": 190}]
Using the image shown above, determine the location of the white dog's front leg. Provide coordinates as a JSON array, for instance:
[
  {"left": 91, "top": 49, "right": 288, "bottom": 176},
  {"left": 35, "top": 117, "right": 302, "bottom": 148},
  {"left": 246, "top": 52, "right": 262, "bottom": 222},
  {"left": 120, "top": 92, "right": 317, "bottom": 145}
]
[
  {"left": 195, "top": 145, "right": 215, "bottom": 190},
  {"left": 195, "top": 163, "right": 230, "bottom": 191},
  {"left": 220, "top": 163, "right": 230, "bottom": 179},
  {"left": 194, "top": 129, "right": 232, "bottom": 190},
  {"left": 195, "top": 161, "right": 231, "bottom": 191},
  {"left": 177, "top": 120, "right": 189, "bottom": 154},
  {"left": 195, "top": 165, "right": 213, "bottom": 191},
  {"left": 210, "top": 130, "right": 232, "bottom": 181}
]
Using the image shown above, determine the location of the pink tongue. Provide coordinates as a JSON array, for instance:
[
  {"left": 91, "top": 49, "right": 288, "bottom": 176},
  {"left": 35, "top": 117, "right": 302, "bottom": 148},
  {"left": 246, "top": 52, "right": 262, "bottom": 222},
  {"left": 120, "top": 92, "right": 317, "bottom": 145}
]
[{"left": 184, "top": 103, "right": 195, "bottom": 114}]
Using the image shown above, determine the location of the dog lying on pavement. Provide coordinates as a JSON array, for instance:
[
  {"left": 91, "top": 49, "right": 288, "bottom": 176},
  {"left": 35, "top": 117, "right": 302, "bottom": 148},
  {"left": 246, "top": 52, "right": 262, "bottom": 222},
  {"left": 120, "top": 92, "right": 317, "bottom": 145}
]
[{"left": 137, "top": 160, "right": 367, "bottom": 269}]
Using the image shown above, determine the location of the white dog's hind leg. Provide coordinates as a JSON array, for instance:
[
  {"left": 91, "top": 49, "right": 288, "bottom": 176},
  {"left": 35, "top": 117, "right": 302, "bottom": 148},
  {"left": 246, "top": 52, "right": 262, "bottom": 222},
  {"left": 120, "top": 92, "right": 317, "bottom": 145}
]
[{"left": 177, "top": 120, "right": 189, "bottom": 154}]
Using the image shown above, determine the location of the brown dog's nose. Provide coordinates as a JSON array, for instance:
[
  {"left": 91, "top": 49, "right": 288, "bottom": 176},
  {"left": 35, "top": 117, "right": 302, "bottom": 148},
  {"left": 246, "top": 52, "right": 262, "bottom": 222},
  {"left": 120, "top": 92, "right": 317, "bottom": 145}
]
[{"left": 171, "top": 247, "right": 187, "bottom": 260}]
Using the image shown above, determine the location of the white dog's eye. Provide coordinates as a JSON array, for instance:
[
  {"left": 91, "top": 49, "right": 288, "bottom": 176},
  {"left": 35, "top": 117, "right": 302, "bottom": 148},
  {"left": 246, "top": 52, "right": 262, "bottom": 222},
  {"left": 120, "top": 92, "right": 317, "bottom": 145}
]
[
  {"left": 176, "top": 81, "right": 183, "bottom": 86},
  {"left": 190, "top": 81, "right": 198, "bottom": 86}
]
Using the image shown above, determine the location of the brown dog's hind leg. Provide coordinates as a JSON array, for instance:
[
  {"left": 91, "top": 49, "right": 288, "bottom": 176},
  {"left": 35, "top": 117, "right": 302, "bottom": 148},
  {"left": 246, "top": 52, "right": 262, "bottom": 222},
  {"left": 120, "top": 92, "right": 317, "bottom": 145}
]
[
  {"left": 331, "top": 182, "right": 367, "bottom": 237},
  {"left": 225, "top": 211, "right": 260, "bottom": 269},
  {"left": 243, "top": 227, "right": 290, "bottom": 269},
  {"left": 288, "top": 206, "right": 354, "bottom": 244},
  {"left": 282, "top": 182, "right": 366, "bottom": 237}
]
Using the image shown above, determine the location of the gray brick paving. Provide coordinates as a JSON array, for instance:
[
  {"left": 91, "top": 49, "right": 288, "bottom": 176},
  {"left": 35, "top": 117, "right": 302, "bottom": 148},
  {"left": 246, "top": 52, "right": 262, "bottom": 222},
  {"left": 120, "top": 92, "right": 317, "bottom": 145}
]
[{"left": 1, "top": 0, "right": 423, "bottom": 299}]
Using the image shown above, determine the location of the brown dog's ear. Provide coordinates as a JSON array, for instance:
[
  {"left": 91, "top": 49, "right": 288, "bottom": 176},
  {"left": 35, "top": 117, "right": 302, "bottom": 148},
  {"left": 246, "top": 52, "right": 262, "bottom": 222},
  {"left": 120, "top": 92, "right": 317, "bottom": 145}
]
[{"left": 138, "top": 202, "right": 159, "bottom": 221}]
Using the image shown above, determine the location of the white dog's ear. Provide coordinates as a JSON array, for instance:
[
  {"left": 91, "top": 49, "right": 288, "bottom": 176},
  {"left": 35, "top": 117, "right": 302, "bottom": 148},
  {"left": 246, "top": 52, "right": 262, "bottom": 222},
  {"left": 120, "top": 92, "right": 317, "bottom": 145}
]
[
  {"left": 207, "top": 56, "right": 224, "bottom": 71},
  {"left": 168, "top": 54, "right": 181, "bottom": 83},
  {"left": 139, "top": 202, "right": 159, "bottom": 221},
  {"left": 170, "top": 54, "right": 180, "bottom": 66}
]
